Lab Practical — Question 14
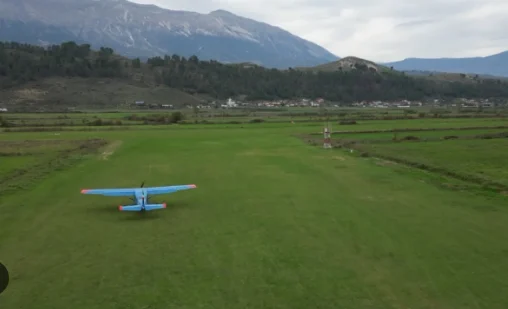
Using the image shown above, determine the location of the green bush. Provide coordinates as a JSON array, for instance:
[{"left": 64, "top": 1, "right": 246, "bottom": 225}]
[
  {"left": 169, "top": 111, "right": 184, "bottom": 123},
  {"left": 339, "top": 120, "right": 357, "bottom": 125}
]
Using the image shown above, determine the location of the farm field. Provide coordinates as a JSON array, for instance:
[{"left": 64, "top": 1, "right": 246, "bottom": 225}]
[
  {"left": 3, "top": 107, "right": 508, "bottom": 129},
  {"left": 329, "top": 128, "right": 508, "bottom": 142},
  {"left": 1, "top": 115, "right": 508, "bottom": 308},
  {"left": 363, "top": 139, "right": 508, "bottom": 187}
]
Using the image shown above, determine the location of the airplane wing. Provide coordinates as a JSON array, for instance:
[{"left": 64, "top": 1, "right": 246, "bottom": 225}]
[
  {"left": 80, "top": 188, "right": 136, "bottom": 196},
  {"left": 145, "top": 184, "right": 197, "bottom": 195}
]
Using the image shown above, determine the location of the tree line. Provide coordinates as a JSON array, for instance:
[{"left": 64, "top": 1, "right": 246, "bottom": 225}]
[
  {"left": 147, "top": 54, "right": 508, "bottom": 102},
  {"left": 0, "top": 41, "right": 125, "bottom": 88},
  {"left": 1, "top": 41, "right": 508, "bottom": 103}
]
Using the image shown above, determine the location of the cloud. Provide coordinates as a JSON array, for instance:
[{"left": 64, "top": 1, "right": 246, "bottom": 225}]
[{"left": 130, "top": 0, "right": 508, "bottom": 62}]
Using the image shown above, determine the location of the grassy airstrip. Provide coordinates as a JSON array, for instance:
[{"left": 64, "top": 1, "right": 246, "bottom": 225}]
[{"left": 1, "top": 110, "right": 508, "bottom": 309}]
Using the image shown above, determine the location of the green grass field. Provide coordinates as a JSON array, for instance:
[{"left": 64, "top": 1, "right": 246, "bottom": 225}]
[
  {"left": 357, "top": 139, "right": 508, "bottom": 188},
  {"left": 2, "top": 118, "right": 508, "bottom": 309},
  {"left": 331, "top": 128, "right": 508, "bottom": 142}
]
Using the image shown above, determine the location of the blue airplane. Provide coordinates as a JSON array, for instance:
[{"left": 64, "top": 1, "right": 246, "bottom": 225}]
[{"left": 80, "top": 182, "right": 197, "bottom": 212}]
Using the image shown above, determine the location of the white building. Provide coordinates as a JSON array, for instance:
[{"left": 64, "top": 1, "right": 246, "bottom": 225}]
[{"left": 226, "top": 98, "right": 237, "bottom": 108}]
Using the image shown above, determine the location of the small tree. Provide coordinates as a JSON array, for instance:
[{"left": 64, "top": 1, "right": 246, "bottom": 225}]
[{"left": 170, "top": 111, "right": 184, "bottom": 123}]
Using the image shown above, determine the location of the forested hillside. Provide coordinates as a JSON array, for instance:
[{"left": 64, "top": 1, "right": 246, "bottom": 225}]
[
  {"left": 148, "top": 56, "right": 508, "bottom": 102},
  {"left": 0, "top": 41, "right": 125, "bottom": 86},
  {"left": 2, "top": 41, "right": 508, "bottom": 104}
]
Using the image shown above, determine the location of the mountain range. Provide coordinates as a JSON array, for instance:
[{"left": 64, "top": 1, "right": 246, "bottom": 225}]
[
  {"left": 385, "top": 51, "right": 508, "bottom": 77},
  {"left": 0, "top": 0, "right": 338, "bottom": 69},
  {"left": 0, "top": 0, "right": 506, "bottom": 76}
]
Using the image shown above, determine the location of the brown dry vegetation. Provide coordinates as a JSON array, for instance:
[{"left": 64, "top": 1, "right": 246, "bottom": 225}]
[{"left": 0, "top": 77, "right": 203, "bottom": 111}]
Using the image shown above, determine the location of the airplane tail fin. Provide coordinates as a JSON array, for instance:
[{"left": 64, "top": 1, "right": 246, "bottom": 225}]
[
  {"left": 118, "top": 205, "right": 143, "bottom": 212},
  {"left": 144, "top": 203, "right": 167, "bottom": 211}
]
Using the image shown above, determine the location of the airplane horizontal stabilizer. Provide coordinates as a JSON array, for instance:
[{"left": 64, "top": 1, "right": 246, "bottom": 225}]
[
  {"left": 118, "top": 205, "right": 143, "bottom": 211},
  {"left": 144, "top": 203, "right": 167, "bottom": 211}
]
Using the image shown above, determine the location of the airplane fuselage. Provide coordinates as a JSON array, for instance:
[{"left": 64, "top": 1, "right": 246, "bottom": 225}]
[{"left": 134, "top": 188, "right": 148, "bottom": 210}]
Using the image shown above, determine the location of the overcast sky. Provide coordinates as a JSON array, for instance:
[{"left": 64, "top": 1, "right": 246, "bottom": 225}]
[{"left": 130, "top": 0, "right": 508, "bottom": 62}]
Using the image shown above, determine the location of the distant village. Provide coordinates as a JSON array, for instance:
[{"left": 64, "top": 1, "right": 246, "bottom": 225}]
[
  {"left": 350, "top": 98, "right": 495, "bottom": 108},
  {"left": 124, "top": 97, "right": 500, "bottom": 111},
  {"left": 2, "top": 97, "right": 497, "bottom": 113},
  {"left": 177, "top": 97, "right": 499, "bottom": 110}
]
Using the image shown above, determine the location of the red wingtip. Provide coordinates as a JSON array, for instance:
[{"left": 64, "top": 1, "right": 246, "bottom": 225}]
[
  {"left": 118, "top": 205, "right": 123, "bottom": 211},
  {"left": 163, "top": 203, "right": 167, "bottom": 208},
  {"left": 81, "top": 189, "right": 88, "bottom": 194}
]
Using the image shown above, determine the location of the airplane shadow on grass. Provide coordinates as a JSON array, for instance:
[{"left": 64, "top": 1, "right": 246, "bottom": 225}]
[{"left": 85, "top": 200, "right": 190, "bottom": 222}]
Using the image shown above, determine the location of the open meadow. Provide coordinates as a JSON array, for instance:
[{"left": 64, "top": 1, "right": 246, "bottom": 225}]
[{"left": 1, "top": 111, "right": 508, "bottom": 309}]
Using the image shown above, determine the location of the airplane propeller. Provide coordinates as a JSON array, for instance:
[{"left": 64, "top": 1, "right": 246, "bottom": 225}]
[{"left": 141, "top": 181, "right": 151, "bottom": 202}]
